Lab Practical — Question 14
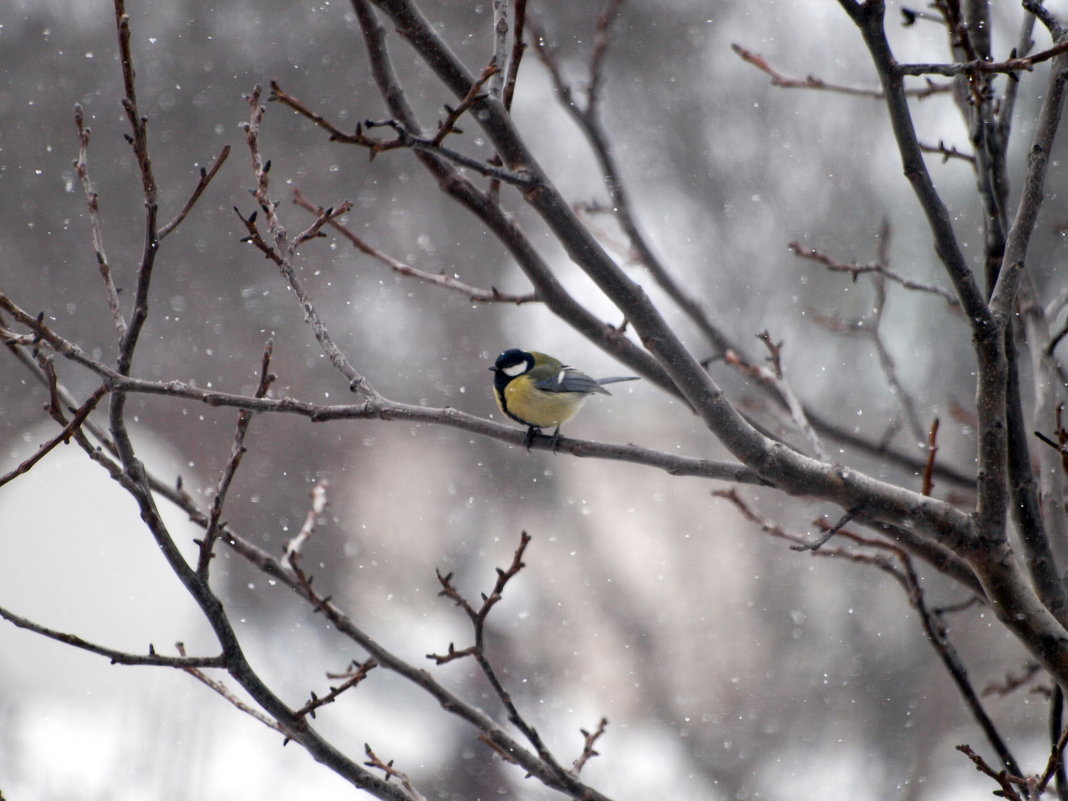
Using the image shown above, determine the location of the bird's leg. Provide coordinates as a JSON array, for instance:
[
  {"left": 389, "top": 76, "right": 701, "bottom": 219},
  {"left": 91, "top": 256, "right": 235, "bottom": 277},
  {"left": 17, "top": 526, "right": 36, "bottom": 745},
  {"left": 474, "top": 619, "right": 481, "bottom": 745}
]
[
  {"left": 523, "top": 425, "right": 540, "bottom": 451},
  {"left": 549, "top": 426, "right": 562, "bottom": 452}
]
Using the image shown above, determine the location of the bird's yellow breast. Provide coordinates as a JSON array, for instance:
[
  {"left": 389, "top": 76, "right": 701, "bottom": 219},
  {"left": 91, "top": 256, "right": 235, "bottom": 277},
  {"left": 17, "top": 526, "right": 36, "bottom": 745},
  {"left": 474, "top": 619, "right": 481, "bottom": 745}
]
[{"left": 500, "top": 377, "right": 587, "bottom": 428}]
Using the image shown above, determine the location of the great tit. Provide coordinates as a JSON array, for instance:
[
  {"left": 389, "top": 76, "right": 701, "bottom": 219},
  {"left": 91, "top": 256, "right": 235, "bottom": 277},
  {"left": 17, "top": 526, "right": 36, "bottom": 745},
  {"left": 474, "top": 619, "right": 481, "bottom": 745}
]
[{"left": 490, "top": 348, "right": 636, "bottom": 450}]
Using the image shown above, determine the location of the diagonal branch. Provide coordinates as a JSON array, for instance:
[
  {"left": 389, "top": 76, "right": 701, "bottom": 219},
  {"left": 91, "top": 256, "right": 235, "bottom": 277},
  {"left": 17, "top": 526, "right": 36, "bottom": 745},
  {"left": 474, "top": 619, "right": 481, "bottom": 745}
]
[
  {"left": 291, "top": 189, "right": 537, "bottom": 304},
  {"left": 74, "top": 104, "right": 126, "bottom": 343},
  {"left": 196, "top": 341, "right": 275, "bottom": 579},
  {"left": 158, "top": 144, "right": 231, "bottom": 240},
  {"left": 0, "top": 605, "right": 226, "bottom": 669},
  {"left": 239, "top": 86, "right": 376, "bottom": 400},
  {"left": 0, "top": 383, "right": 108, "bottom": 490}
]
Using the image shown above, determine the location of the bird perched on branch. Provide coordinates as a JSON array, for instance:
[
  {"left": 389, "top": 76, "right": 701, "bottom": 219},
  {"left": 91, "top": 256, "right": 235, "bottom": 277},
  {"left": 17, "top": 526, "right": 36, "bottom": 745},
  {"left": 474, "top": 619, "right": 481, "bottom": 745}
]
[{"left": 490, "top": 348, "right": 637, "bottom": 450}]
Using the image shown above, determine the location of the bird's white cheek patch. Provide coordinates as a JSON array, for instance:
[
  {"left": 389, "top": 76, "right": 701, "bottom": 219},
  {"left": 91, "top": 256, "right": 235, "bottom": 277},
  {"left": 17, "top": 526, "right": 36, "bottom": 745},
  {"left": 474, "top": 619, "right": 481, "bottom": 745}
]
[{"left": 502, "top": 363, "right": 527, "bottom": 377}]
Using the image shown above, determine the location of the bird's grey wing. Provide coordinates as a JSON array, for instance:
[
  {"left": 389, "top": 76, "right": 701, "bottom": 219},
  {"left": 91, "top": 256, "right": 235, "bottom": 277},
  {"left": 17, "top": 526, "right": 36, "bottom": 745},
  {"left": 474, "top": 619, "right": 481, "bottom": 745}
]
[
  {"left": 535, "top": 367, "right": 610, "bottom": 395},
  {"left": 595, "top": 376, "right": 638, "bottom": 386}
]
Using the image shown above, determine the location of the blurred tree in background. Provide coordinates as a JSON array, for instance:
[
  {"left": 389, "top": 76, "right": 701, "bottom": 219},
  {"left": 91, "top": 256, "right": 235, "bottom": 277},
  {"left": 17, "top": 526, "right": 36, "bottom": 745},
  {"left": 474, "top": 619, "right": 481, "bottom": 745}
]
[{"left": 4, "top": 1, "right": 1068, "bottom": 799}]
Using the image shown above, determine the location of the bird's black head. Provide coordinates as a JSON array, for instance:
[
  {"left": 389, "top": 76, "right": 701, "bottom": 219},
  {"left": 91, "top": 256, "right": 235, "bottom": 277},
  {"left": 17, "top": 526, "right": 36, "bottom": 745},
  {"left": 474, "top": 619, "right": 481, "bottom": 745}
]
[
  {"left": 491, "top": 349, "right": 534, "bottom": 376},
  {"left": 490, "top": 349, "right": 534, "bottom": 391}
]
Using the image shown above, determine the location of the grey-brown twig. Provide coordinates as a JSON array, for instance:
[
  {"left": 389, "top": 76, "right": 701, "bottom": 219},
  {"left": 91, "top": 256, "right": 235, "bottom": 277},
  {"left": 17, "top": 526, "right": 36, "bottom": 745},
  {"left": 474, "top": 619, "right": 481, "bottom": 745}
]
[
  {"left": 284, "top": 480, "right": 330, "bottom": 562},
  {"left": 570, "top": 717, "right": 608, "bottom": 776},
  {"left": 364, "top": 744, "right": 430, "bottom": 801},
  {"left": 291, "top": 189, "right": 537, "bottom": 304},
  {"left": 732, "top": 42, "right": 950, "bottom": 98},
  {"left": 74, "top": 104, "right": 126, "bottom": 342},
  {"left": 724, "top": 336, "right": 827, "bottom": 460},
  {"left": 0, "top": 382, "right": 107, "bottom": 490},
  {"left": 197, "top": 341, "right": 275, "bottom": 579},
  {"left": 158, "top": 144, "right": 231, "bottom": 240},
  {"left": 788, "top": 241, "right": 959, "bottom": 308},
  {"left": 296, "top": 659, "right": 377, "bottom": 720},
  {"left": 239, "top": 86, "right": 375, "bottom": 399},
  {"left": 430, "top": 533, "right": 578, "bottom": 784},
  {"left": 0, "top": 605, "right": 225, "bottom": 669}
]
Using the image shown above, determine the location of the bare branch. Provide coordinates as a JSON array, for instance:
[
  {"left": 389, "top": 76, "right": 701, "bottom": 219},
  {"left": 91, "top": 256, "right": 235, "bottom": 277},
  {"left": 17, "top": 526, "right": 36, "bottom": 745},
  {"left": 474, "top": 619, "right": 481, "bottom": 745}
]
[
  {"left": 74, "top": 104, "right": 126, "bottom": 342},
  {"left": 197, "top": 341, "right": 275, "bottom": 579},
  {"left": 918, "top": 138, "right": 977, "bottom": 165},
  {"left": 296, "top": 659, "right": 377, "bottom": 721},
  {"left": 895, "top": 36, "right": 1068, "bottom": 76},
  {"left": 0, "top": 383, "right": 108, "bottom": 490},
  {"left": 158, "top": 144, "right": 231, "bottom": 240},
  {"left": 955, "top": 744, "right": 1025, "bottom": 801},
  {"left": 0, "top": 605, "right": 225, "bottom": 669},
  {"left": 239, "top": 87, "right": 378, "bottom": 399},
  {"left": 284, "top": 480, "right": 330, "bottom": 562},
  {"left": 793, "top": 236, "right": 929, "bottom": 446},
  {"left": 113, "top": 0, "right": 160, "bottom": 376},
  {"left": 570, "top": 717, "right": 609, "bottom": 777},
  {"left": 732, "top": 42, "right": 951, "bottom": 98},
  {"left": 719, "top": 490, "right": 1017, "bottom": 775},
  {"left": 432, "top": 61, "right": 499, "bottom": 146},
  {"left": 431, "top": 533, "right": 577, "bottom": 784},
  {"left": 501, "top": 0, "right": 527, "bottom": 113},
  {"left": 724, "top": 334, "right": 827, "bottom": 460},
  {"left": 921, "top": 418, "right": 940, "bottom": 497},
  {"left": 174, "top": 643, "right": 288, "bottom": 736},
  {"left": 788, "top": 241, "right": 960, "bottom": 308},
  {"left": 489, "top": 0, "right": 508, "bottom": 99},
  {"left": 291, "top": 189, "right": 537, "bottom": 304},
  {"left": 364, "top": 745, "right": 430, "bottom": 801}
]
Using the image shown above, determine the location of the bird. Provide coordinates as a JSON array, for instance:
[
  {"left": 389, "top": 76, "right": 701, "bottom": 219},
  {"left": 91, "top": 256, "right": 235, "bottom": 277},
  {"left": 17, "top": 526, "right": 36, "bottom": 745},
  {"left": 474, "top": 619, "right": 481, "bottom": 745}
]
[{"left": 490, "top": 348, "right": 636, "bottom": 450}]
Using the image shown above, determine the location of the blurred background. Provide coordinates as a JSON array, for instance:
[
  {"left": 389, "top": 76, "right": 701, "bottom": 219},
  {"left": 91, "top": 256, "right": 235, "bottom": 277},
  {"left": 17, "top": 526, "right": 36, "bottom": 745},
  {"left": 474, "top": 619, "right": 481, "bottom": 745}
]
[{"left": 1, "top": 1, "right": 1065, "bottom": 799}]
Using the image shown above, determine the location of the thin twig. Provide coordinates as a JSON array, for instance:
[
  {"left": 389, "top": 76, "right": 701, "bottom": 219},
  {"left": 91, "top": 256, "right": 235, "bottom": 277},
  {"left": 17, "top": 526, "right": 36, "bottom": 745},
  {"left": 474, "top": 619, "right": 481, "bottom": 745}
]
[
  {"left": 955, "top": 744, "right": 1024, "bottom": 801},
  {"left": 718, "top": 490, "right": 1017, "bottom": 775},
  {"left": 918, "top": 139, "right": 976, "bottom": 165},
  {"left": 570, "top": 717, "right": 608, "bottom": 776},
  {"left": 295, "top": 659, "right": 377, "bottom": 720},
  {"left": 1038, "top": 687, "right": 1068, "bottom": 797},
  {"left": 431, "top": 533, "right": 573, "bottom": 782},
  {"left": 896, "top": 36, "right": 1068, "bottom": 76},
  {"left": 284, "top": 480, "right": 330, "bottom": 562},
  {"left": 921, "top": 418, "right": 940, "bottom": 496},
  {"left": 0, "top": 605, "right": 225, "bottom": 668},
  {"left": 432, "top": 62, "right": 499, "bottom": 147},
  {"left": 0, "top": 384, "right": 108, "bottom": 489},
  {"left": 197, "top": 341, "right": 275, "bottom": 579},
  {"left": 792, "top": 238, "right": 930, "bottom": 445},
  {"left": 502, "top": 0, "right": 527, "bottom": 112},
  {"left": 158, "top": 144, "right": 231, "bottom": 240},
  {"left": 74, "top": 104, "right": 126, "bottom": 342},
  {"left": 532, "top": 18, "right": 736, "bottom": 360},
  {"left": 982, "top": 662, "right": 1043, "bottom": 698},
  {"left": 791, "top": 509, "right": 857, "bottom": 552},
  {"left": 174, "top": 644, "right": 287, "bottom": 735},
  {"left": 113, "top": 0, "right": 160, "bottom": 376},
  {"left": 489, "top": 0, "right": 508, "bottom": 99},
  {"left": 291, "top": 189, "right": 537, "bottom": 304},
  {"left": 724, "top": 336, "right": 827, "bottom": 460},
  {"left": 589, "top": 0, "right": 625, "bottom": 103},
  {"left": 788, "top": 241, "right": 959, "bottom": 307},
  {"left": 239, "top": 86, "right": 378, "bottom": 399},
  {"left": 732, "top": 42, "right": 950, "bottom": 98},
  {"left": 364, "top": 744, "right": 430, "bottom": 801}
]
